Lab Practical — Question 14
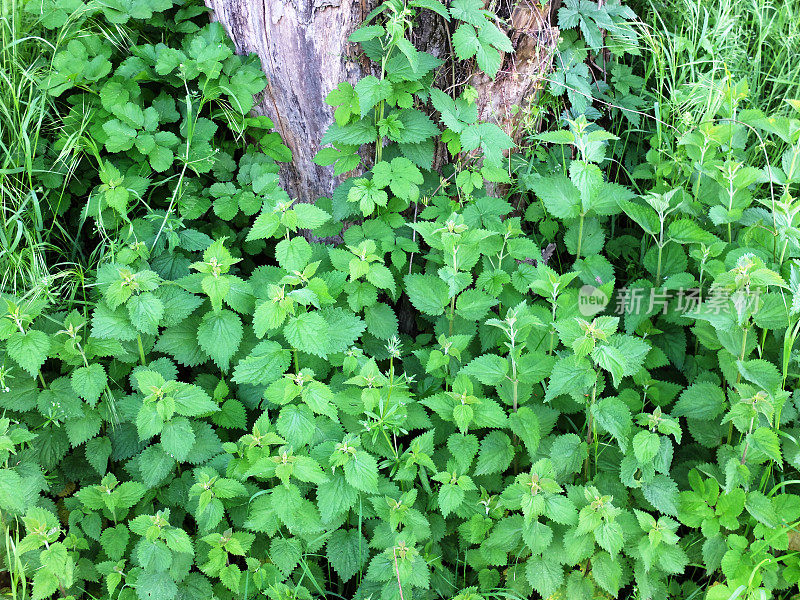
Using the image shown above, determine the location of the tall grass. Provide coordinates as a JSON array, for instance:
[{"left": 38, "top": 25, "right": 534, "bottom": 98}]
[
  {"left": 642, "top": 0, "right": 800, "bottom": 114},
  {"left": 602, "top": 0, "right": 800, "bottom": 187},
  {"left": 0, "top": 0, "right": 90, "bottom": 305}
]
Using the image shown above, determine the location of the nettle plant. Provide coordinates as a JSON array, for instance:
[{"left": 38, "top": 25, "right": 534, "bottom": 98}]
[{"left": 4, "top": 0, "right": 800, "bottom": 599}]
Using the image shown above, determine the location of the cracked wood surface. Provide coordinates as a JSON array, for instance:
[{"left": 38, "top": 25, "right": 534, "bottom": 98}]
[{"left": 205, "top": 0, "right": 556, "bottom": 201}]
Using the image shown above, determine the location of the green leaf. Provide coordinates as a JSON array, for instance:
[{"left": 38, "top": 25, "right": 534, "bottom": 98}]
[
  {"left": 526, "top": 555, "right": 563, "bottom": 598},
  {"left": 270, "top": 537, "right": 302, "bottom": 576},
  {"left": 748, "top": 427, "right": 782, "bottom": 464},
  {"left": 128, "top": 292, "right": 164, "bottom": 334},
  {"left": 745, "top": 491, "right": 777, "bottom": 527},
  {"left": 344, "top": 450, "right": 379, "bottom": 493},
  {"left": 591, "top": 551, "right": 622, "bottom": 596},
  {"left": 642, "top": 474, "right": 679, "bottom": 516},
  {"left": 371, "top": 157, "right": 423, "bottom": 202},
  {"left": 355, "top": 75, "right": 392, "bottom": 117},
  {"left": 135, "top": 570, "right": 177, "bottom": 600},
  {"left": 326, "top": 529, "right": 369, "bottom": 582},
  {"left": 7, "top": 329, "right": 49, "bottom": 377},
  {"left": 277, "top": 404, "right": 316, "bottom": 447},
  {"left": 535, "top": 175, "right": 581, "bottom": 219},
  {"left": 161, "top": 417, "right": 195, "bottom": 462},
  {"left": 293, "top": 203, "right": 331, "bottom": 230},
  {"left": 232, "top": 340, "right": 291, "bottom": 385},
  {"left": 591, "top": 396, "right": 632, "bottom": 452},
  {"left": 276, "top": 237, "right": 312, "bottom": 272},
  {"left": 474, "top": 431, "right": 513, "bottom": 475},
  {"left": 438, "top": 483, "right": 465, "bottom": 517},
  {"left": 71, "top": 363, "right": 107, "bottom": 405},
  {"left": 672, "top": 382, "right": 725, "bottom": 419},
  {"left": 347, "top": 178, "right": 388, "bottom": 216},
  {"left": 284, "top": 312, "right": 330, "bottom": 358},
  {"left": 137, "top": 445, "right": 176, "bottom": 488},
  {"left": 545, "top": 355, "right": 595, "bottom": 402},
  {"left": 404, "top": 273, "right": 449, "bottom": 315},
  {"left": 363, "top": 303, "right": 398, "bottom": 340},
  {"left": 197, "top": 309, "right": 243, "bottom": 371},
  {"left": 461, "top": 354, "right": 508, "bottom": 385},
  {"left": 633, "top": 429, "right": 660, "bottom": 463},
  {"left": 508, "top": 407, "right": 540, "bottom": 459},
  {"left": 455, "top": 289, "right": 497, "bottom": 320},
  {"left": 173, "top": 383, "right": 219, "bottom": 416}
]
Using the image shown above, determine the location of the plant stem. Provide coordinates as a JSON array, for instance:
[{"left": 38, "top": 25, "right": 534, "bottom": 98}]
[
  {"left": 584, "top": 382, "right": 597, "bottom": 480},
  {"left": 137, "top": 335, "right": 147, "bottom": 367}
]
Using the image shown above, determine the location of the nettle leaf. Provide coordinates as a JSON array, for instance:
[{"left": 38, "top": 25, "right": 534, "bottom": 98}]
[
  {"left": 344, "top": 450, "right": 379, "bottom": 493},
  {"left": 276, "top": 237, "right": 312, "bottom": 272},
  {"left": 232, "top": 340, "right": 291, "bottom": 386},
  {"left": 7, "top": 329, "right": 49, "bottom": 377},
  {"left": 128, "top": 292, "right": 164, "bottom": 334},
  {"left": 460, "top": 122, "right": 513, "bottom": 166},
  {"left": 285, "top": 311, "right": 330, "bottom": 358},
  {"left": 633, "top": 429, "right": 660, "bottom": 463},
  {"left": 526, "top": 555, "right": 564, "bottom": 598},
  {"left": 672, "top": 382, "right": 725, "bottom": 420},
  {"left": 348, "top": 178, "right": 388, "bottom": 216},
  {"left": 197, "top": 309, "right": 243, "bottom": 371},
  {"left": 748, "top": 427, "right": 782, "bottom": 464},
  {"left": 591, "top": 396, "right": 632, "bottom": 452},
  {"left": 455, "top": 288, "right": 497, "bottom": 320},
  {"left": 474, "top": 431, "right": 514, "bottom": 475},
  {"left": 270, "top": 537, "right": 302, "bottom": 576},
  {"left": 277, "top": 404, "right": 316, "bottom": 447},
  {"left": 322, "top": 307, "right": 366, "bottom": 352},
  {"left": 642, "top": 474, "right": 679, "bottom": 516},
  {"left": 70, "top": 364, "right": 107, "bottom": 404},
  {"left": 326, "top": 529, "right": 369, "bottom": 582},
  {"left": 138, "top": 445, "right": 176, "bottom": 487},
  {"left": 355, "top": 75, "right": 392, "bottom": 117},
  {"left": 461, "top": 354, "right": 508, "bottom": 385},
  {"left": 371, "top": 157, "right": 423, "bottom": 202},
  {"left": 404, "top": 274, "right": 449, "bottom": 315},
  {"left": 545, "top": 355, "right": 595, "bottom": 402},
  {"left": 172, "top": 383, "right": 219, "bottom": 417},
  {"left": 161, "top": 417, "right": 195, "bottom": 462}
]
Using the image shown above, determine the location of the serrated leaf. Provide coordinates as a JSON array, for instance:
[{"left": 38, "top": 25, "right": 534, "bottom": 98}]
[
  {"left": 7, "top": 329, "right": 49, "bottom": 377},
  {"left": 404, "top": 273, "right": 449, "bottom": 315},
  {"left": 461, "top": 354, "right": 508, "bottom": 385},
  {"left": 474, "top": 431, "right": 513, "bottom": 475},
  {"left": 326, "top": 529, "right": 369, "bottom": 582},
  {"left": 197, "top": 309, "right": 242, "bottom": 371},
  {"left": 284, "top": 311, "right": 329, "bottom": 358}
]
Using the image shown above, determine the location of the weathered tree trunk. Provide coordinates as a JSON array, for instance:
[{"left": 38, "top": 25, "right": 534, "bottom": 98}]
[
  {"left": 472, "top": 0, "right": 558, "bottom": 142},
  {"left": 205, "top": 0, "right": 556, "bottom": 202},
  {"left": 205, "top": 0, "right": 368, "bottom": 202}
]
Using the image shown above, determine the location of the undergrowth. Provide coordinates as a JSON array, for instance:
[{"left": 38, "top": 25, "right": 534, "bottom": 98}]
[{"left": 1, "top": 0, "right": 800, "bottom": 599}]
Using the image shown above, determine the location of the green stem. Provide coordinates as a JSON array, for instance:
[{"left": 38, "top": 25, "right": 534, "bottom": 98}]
[
  {"left": 576, "top": 213, "right": 585, "bottom": 261},
  {"left": 448, "top": 295, "right": 455, "bottom": 336},
  {"left": 727, "top": 327, "right": 749, "bottom": 444},
  {"left": 137, "top": 335, "right": 147, "bottom": 367},
  {"left": 584, "top": 382, "right": 597, "bottom": 480},
  {"left": 655, "top": 242, "right": 663, "bottom": 285},
  {"left": 548, "top": 298, "right": 557, "bottom": 355}
]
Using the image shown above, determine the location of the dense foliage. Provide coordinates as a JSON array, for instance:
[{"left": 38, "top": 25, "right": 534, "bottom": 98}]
[{"left": 2, "top": 0, "right": 800, "bottom": 599}]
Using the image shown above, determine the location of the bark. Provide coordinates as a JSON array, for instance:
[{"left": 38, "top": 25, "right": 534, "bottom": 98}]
[
  {"left": 206, "top": 0, "right": 449, "bottom": 201},
  {"left": 472, "top": 0, "right": 558, "bottom": 144},
  {"left": 206, "top": 0, "right": 556, "bottom": 201},
  {"left": 205, "top": 0, "right": 368, "bottom": 202}
]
